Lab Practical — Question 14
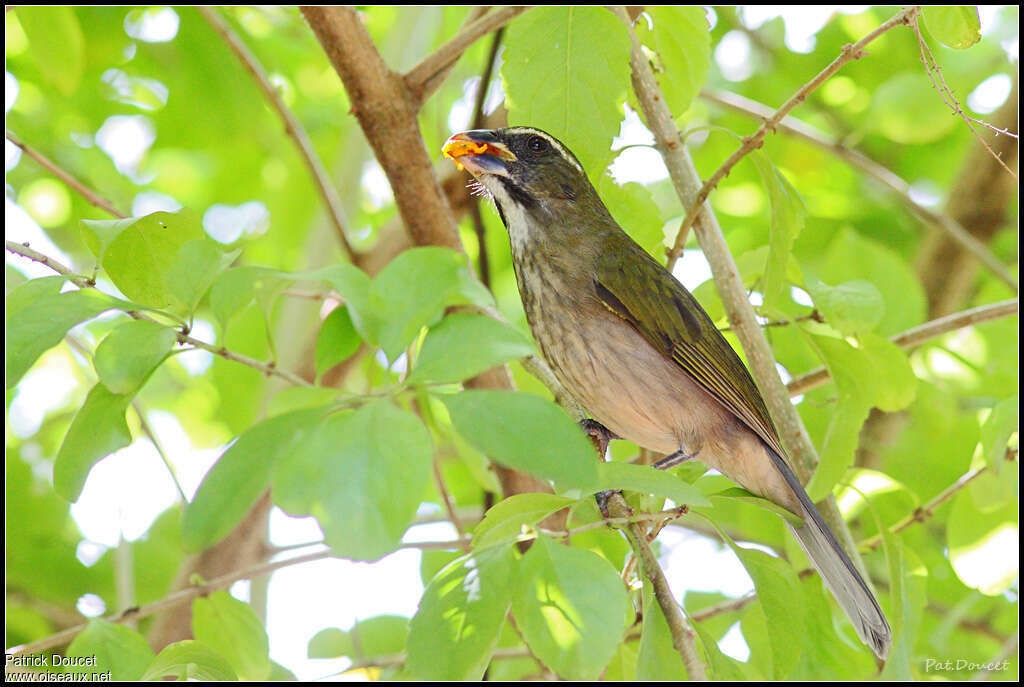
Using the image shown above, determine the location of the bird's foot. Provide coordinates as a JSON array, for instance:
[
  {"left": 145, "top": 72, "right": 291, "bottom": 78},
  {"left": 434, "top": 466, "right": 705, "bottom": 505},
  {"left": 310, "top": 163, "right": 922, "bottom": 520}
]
[
  {"left": 653, "top": 448, "right": 699, "bottom": 470},
  {"left": 580, "top": 419, "right": 619, "bottom": 457}
]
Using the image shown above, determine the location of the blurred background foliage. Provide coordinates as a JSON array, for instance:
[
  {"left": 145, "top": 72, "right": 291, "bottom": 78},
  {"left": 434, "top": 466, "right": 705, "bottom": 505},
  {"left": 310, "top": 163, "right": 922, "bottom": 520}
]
[{"left": 4, "top": 5, "right": 1019, "bottom": 681}]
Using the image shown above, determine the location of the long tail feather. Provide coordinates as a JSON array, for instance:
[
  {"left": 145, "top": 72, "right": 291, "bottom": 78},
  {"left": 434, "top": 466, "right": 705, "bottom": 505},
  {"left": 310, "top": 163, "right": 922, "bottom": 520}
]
[{"left": 766, "top": 445, "right": 892, "bottom": 658}]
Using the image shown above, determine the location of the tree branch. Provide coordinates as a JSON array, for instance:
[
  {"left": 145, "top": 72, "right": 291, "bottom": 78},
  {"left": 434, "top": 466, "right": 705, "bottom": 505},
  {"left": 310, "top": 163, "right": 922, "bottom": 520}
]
[
  {"left": 197, "top": 7, "right": 357, "bottom": 263},
  {"left": 403, "top": 6, "right": 526, "bottom": 105},
  {"left": 612, "top": 4, "right": 869, "bottom": 585},
  {"left": 666, "top": 6, "right": 921, "bottom": 267},
  {"left": 5, "top": 240, "right": 313, "bottom": 388},
  {"left": 787, "top": 298, "right": 1019, "bottom": 396},
  {"left": 6, "top": 130, "right": 127, "bottom": 219},
  {"left": 699, "top": 89, "right": 1018, "bottom": 292}
]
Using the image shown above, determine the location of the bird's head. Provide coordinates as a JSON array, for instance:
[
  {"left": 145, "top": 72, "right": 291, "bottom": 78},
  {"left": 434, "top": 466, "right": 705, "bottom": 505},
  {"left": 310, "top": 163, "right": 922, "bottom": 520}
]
[{"left": 442, "top": 127, "right": 603, "bottom": 226}]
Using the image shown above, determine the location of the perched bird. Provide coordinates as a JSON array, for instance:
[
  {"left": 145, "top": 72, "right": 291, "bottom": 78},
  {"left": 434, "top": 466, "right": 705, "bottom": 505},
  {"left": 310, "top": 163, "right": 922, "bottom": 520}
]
[{"left": 442, "top": 126, "right": 891, "bottom": 658}]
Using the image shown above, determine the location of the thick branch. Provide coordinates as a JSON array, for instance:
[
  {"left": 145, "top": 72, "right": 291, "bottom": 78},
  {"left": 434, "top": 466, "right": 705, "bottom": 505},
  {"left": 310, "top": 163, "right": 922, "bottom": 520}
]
[
  {"left": 787, "top": 298, "right": 1019, "bottom": 396},
  {"left": 198, "top": 7, "right": 357, "bottom": 262},
  {"left": 699, "top": 89, "right": 1017, "bottom": 292},
  {"left": 666, "top": 6, "right": 921, "bottom": 266}
]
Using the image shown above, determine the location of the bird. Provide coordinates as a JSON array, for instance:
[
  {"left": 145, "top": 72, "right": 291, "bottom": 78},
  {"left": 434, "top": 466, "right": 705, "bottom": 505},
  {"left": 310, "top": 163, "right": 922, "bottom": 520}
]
[{"left": 442, "top": 126, "right": 892, "bottom": 659}]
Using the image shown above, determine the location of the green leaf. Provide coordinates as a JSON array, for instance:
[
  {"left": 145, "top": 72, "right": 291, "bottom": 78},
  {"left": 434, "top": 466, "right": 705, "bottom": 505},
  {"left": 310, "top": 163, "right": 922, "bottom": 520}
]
[
  {"left": 308, "top": 628, "right": 352, "bottom": 659},
  {"left": 6, "top": 285, "right": 123, "bottom": 388},
  {"left": 947, "top": 487, "right": 1018, "bottom": 595},
  {"left": 89, "top": 210, "right": 206, "bottom": 308},
  {"left": 408, "top": 313, "right": 534, "bottom": 385},
  {"left": 598, "top": 175, "right": 665, "bottom": 257},
  {"left": 66, "top": 619, "right": 155, "bottom": 681},
  {"left": 751, "top": 152, "right": 806, "bottom": 312},
  {"left": 980, "top": 397, "right": 1018, "bottom": 474},
  {"left": 273, "top": 400, "right": 433, "bottom": 561},
  {"left": 878, "top": 530, "right": 928, "bottom": 680},
  {"left": 637, "top": 579, "right": 688, "bottom": 679},
  {"left": 140, "top": 640, "right": 238, "bottom": 681},
  {"left": 308, "top": 263, "right": 375, "bottom": 344},
  {"left": 183, "top": 406, "right": 331, "bottom": 552},
  {"left": 407, "top": 545, "right": 516, "bottom": 680},
  {"left": 209, "top": 266, "right": 291, "bottom": 332},
  {"left": 721, "top": 535, "right": 806, "bottom": 679},
  {"left": 192, "top": 591, "right": 271, "bottom": 681},
  {"left": 54, "top": 384, "right": 133, "bottom": 502},
  {"left": 805, "top": 276, "right": 883, "bottom": 336},
  {"left": 165, "top": 239, "right": 240, "bottom": 315},
  {"left": 503, "top": 6, "right": 631, "bottom": 177},
  {"left": 368, "top": 247, "right": 484, "bottom": 361},
  {"left": 691, "top": 619, "right": 749, "bottom": 681},
  {"left": 315, "top": 306, "right": 362, "bottom": 380},
  {"left": 636, "top": 6, "right": 711, "bottom": 119},
  {"left": 708, "top": 487, "right": 804, "bottom": 527},
  {"left": 472, "top": 493, "right": 576, "bottom": 550},
  {"left": 442, "top": 390, "right": 599, "bottom": 492},
  {"left": 923, "top": 6, "right": 982, "bottom": 49},
  {"left": 596, "top": 461, "right": 711, "bottom": 507},
  {"left": 856, "top": 332, "right": 917, "bottom": 412},
  {"left": 94, "top": 319, "right": 177, "bottom": 395},
  {"left": 511, "top": 535, "right": 630, "bottom": 680},
  {"left": 17, "top": 6, "right": 84, "bottom": 96}
]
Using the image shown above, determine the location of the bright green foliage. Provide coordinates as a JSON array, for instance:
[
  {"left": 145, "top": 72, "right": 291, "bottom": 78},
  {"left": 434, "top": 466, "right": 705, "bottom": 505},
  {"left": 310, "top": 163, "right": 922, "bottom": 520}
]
[
  {"left": 192, "top": 592, "right": 272, "bottom": 681},
  {"left": 407, "top": 545, "right": 516, "bottom": 680},
  {"left": 923, "top": 6, "right": 982, "bottom": 49},
  {"left": 5, "top": 5, "right": 1018, "bottom": 683},
  {"left": 503, "top": 6, "right": 631, "bottom": 177},
  {"left": 66, "top": 620, "right": 155, "bottom": 681},
  {"left": 273, "top": 400, "right": 433, "bottom": 561},
  {"left": 511, "top": 535, "right": 631, "bottom": 680},
  {"left": 443, "top": 390, "right": 599, "bottom": 492},
  {"left": 636, "top": 6, "right": 712, "bottom": 120}
]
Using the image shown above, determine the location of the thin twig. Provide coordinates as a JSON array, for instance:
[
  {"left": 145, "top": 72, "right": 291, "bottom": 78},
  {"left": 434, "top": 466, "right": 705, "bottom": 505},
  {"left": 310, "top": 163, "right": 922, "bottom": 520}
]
[
  {"left": 912, "top": 16, "right": 1018, "bottom": 180},
  {"left": 6, "top": 131, "right": 127, "bottom": 218},
  {"left": 700, "top": 89, "right": 1018, "bottom": 292},
  {"left": 133, "top": 401, "right": 189, "bottom": 503},
  {"left": 787, "top": 298, "right": 1018, "bottom": 396},
  {"left": 5, "top": 549, "right": 332, "bottom": 658},
  {"left": 197, "top": 7, "right": 357, "bottom": 262},
  {"left": 404, "top": 6, "right": 526, "bottom": 104},
  {"left": 859, "top": 446, "right": 1018, "bottom": 551},
  {"left": 666, "top": 6, "right": 921, "bottom": 268},
  {"left": 5, "top": 240, "right": 313, "bottom": 388}
]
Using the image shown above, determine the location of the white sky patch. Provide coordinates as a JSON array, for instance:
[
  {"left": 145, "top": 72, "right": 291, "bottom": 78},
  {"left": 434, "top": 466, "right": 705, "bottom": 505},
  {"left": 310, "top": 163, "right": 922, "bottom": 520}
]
[
  {"left": 76, "top": 593, "right": 107, "bottom": 618},
  {"left": 967, "top": 74, "right": 1012, "bottom": 114},
  {"left": 6, "top": 138, "right": 21, "bottom": 171},
  {"left": 132, "top": 190, "right": 183, "bottom": 216},
  {"left": 70, "top": 439, "right": 180, "bottom": 546},
  {"left": 361, "top": 160, "right": 394, "bottom": 209},
  {"left": 715, "top": 31, "right": 754, "bottom": 81},
  {"left": 660, "top": 528, "right": 755, "bottom": 597},
  {"left": 6, "top": 71, "right": 19, "bottom": 112},
  {"left": 95, "top": 114, "right": 156, "bottom": 178},
  {"left": 8, "top": 351, "right": 80, "bottom": 438},
  {"left": 203, "top": 201, "right": 270, "bottom": 244},
  {"left": 124, "top": 7, "right": 180, "bottom": 43},
  {"left": 448, "top": 76, "right": 479, "bottom": 133},
  {"left": 177, "top": 319, "right": 216, "bottom": 376},
  {"left": 610, "top": 105, "right": 669, "bottom": 185},
  {"left": 5, "top": 198, "right": 76, "bottom": 280},
  {"left": 719, "top": 621, "right": 751, "bottom": 661},
  {"left": 740, "top": 6, "right": 868, "bottom": 54},
  {"left": 146, "top": 409, "right": 222, "bottom": 500},
  {"left": 671, "top": 249, "right": 714, "bottom": 292},
  {"left": 908, "top": 180, "right": 942, "bottom": 208}
]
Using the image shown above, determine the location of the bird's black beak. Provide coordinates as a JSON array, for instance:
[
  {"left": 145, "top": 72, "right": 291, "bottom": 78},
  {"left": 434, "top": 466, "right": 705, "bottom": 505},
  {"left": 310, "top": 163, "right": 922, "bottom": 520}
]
[{"left": 442, "top": 130, "right": 516, "bottom": 178}]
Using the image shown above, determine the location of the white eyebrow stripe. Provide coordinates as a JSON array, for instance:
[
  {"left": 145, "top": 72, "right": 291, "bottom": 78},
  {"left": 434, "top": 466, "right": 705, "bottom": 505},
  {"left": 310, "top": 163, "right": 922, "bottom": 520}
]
[{"left": 505, "top": 127, "right": 584, "bottom": 174}]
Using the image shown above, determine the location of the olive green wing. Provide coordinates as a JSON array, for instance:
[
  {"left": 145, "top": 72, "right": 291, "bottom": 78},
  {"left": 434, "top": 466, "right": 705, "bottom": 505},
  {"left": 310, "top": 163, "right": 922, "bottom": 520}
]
[{"left": 594, "top": 246, "right": 785, "bottom": 457}]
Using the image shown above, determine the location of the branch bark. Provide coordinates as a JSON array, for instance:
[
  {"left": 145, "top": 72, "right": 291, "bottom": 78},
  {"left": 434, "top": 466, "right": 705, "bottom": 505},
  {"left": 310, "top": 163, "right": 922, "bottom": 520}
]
[{"left": 612, "top": 5, "right": 869, "bottom": 581}]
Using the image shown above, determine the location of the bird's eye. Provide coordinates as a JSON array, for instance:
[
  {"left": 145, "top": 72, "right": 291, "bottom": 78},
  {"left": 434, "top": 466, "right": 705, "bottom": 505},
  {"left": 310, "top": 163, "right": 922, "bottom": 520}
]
[{"left": 526, "top": 135, "right": 549, "bottom": 153}]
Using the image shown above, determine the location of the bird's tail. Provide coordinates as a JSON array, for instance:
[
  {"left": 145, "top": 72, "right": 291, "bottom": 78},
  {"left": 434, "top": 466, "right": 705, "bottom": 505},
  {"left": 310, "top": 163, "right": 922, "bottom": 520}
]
[{"left": 765, "top": 446, "right": 892, "bottom": 658}]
